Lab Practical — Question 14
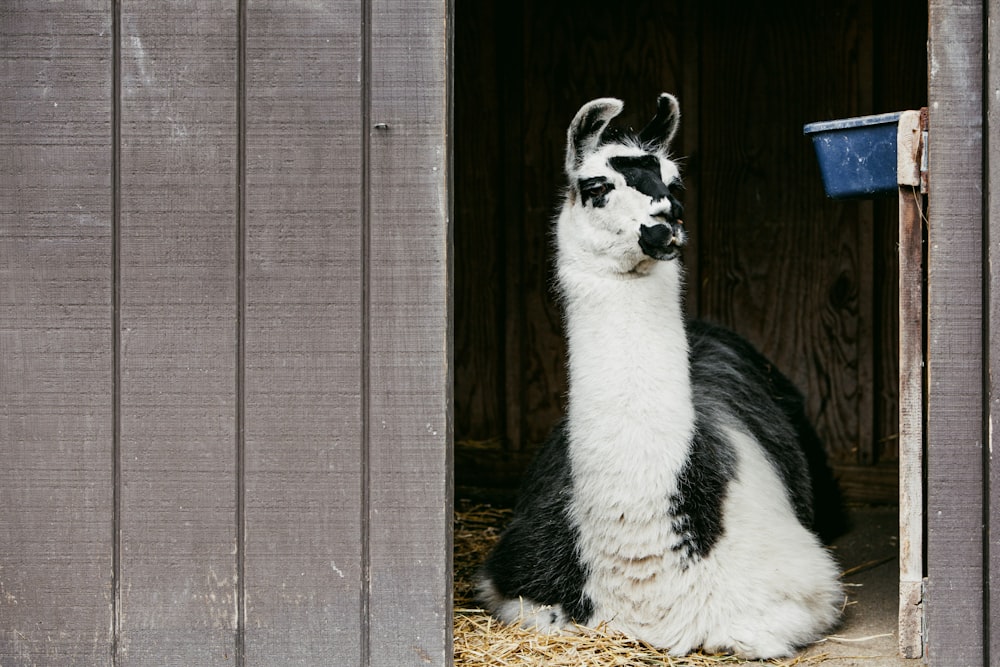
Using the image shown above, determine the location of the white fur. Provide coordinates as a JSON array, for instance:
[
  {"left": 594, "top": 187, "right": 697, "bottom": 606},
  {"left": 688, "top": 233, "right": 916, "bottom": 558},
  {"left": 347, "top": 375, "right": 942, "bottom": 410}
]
[{"left": 477, "top": 579, "right": 570, "bottom": 632}]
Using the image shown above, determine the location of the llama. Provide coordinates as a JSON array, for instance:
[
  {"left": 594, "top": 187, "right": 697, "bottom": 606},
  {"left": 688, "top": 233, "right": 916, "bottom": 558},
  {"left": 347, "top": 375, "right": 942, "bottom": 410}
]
[{"left": 476, "top": 93, "right": 847, "bottom": 659}]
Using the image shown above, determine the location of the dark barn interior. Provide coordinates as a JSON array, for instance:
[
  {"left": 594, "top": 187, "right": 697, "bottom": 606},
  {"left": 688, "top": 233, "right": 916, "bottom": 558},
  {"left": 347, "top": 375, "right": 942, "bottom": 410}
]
[{"left": 454, "top": 0, "right": 928, "bottom": 506}]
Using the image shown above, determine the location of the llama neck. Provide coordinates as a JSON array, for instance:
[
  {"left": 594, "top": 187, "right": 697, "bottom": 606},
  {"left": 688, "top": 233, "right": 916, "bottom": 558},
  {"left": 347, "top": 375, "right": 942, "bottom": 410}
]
[{"left": 559, "top": 260, "right": 695, "bottom": 500}]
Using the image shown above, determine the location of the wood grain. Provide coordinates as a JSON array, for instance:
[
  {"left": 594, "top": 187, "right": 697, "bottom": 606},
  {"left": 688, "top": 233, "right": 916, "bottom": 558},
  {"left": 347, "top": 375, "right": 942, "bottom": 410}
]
[
  {"left": 926, "top": 0, "right": 985, "bottom": 664},
  {"left": 897, "top": 179, "right": 924, "bottom": 658},
  {"left": 0, "top": 3, "right": 114, "bottom": 665},
  {"left": 454, "top": 0, "right": 505, "bottom": 446},
  {"left": 242, "top": 2, "right": 364, "bottom": 663},
  {"left": 366, "top": 0, "right": 452, "bottom": 664},
  {"left": 117, "top": 3, "right": 239, "bottom": 664},
  {"left": 697, "top": 0, "right": 871, "bottom": 465},
  {"left": 895, "top": 112, "right": 925, "bottom": 659},
  {"left": 990, "top": 1, "right": 1000, "bottom": 661}
]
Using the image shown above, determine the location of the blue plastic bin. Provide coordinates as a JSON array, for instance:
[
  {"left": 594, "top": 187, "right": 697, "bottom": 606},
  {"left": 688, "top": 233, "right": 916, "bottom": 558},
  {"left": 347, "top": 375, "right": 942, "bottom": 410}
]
[{"left": 803, "top": 112, "right": 903, "bottom": 199}]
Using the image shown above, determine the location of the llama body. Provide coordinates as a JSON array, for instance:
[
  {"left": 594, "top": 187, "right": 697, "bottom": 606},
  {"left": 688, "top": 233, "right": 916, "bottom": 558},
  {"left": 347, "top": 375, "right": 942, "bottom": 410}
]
[{"left": 477, "top": 94, "right": 845, "bottom": 659}]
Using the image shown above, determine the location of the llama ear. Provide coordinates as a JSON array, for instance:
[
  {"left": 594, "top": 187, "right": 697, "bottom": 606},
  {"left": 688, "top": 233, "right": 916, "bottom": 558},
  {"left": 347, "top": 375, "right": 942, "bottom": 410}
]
[
  {"left": 638, "top": 93, "right": 681, "bottom": 150},
  {"left": 566, "top": 97, "right": 624, "bottom": 174}
]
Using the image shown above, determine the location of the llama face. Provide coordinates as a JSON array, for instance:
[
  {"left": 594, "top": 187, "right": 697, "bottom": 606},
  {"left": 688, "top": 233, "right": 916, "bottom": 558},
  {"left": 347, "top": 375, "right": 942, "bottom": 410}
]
[{"left": 559, "top": 95, "right": 687, "bottom": 274}]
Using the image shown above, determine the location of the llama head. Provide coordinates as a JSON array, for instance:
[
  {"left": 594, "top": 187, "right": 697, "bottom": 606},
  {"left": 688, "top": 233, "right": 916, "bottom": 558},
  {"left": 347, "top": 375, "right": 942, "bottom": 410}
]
[{"left": 558, "top": 93, "right": 686, "bottom": 277}]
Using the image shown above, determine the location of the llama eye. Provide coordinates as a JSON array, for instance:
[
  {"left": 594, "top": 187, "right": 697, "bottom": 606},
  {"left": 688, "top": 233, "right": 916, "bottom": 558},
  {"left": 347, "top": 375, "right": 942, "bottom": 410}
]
[{"left": 579, "top": 178, "right": 615, "bottom": 206}]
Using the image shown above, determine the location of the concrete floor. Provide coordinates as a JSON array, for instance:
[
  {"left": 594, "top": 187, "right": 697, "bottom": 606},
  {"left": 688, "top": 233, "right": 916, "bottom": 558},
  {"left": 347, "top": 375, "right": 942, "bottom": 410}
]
[{"left": 794, "top": 506, "right": 918, "bottom": 666}]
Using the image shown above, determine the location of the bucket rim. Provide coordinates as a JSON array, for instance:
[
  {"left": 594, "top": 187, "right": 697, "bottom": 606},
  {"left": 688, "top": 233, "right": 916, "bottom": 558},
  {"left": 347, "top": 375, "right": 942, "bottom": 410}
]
[{"left": 803, "top": 111, "right": 905, "bottom": 135}]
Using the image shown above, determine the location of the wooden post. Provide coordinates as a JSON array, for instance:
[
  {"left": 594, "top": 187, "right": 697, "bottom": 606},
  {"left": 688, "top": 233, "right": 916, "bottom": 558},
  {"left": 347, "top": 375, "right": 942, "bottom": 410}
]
[
  {"left": 895, "top": 109, "right": 925, "bottom": 660},
  {"left": 926, "top": 0, "right": 986, "bottom": 662},
  {"left": 365, "top": 0, "right": 453, "bottom": 664}
]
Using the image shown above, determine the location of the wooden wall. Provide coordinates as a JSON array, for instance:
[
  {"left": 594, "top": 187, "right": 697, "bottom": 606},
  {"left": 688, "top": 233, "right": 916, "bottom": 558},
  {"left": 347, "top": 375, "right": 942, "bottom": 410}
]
[
  {"left": 0, "top": 1, "right": 450, "bottom": 665},
  {"left": 455, "top": 0, "right": 928, "bottom": 502}
]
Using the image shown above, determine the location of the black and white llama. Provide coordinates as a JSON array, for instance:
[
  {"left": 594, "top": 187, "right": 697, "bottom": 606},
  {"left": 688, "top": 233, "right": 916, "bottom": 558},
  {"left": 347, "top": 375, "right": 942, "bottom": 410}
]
[{"left": 477, "top": 93, "right": 847, "bottom": 659}]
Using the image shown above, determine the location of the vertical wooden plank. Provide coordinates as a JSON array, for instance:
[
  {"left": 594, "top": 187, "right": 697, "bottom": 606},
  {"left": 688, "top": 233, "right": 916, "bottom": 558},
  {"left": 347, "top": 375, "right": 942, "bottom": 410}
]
[
  {"left": 926, "top": 0, "right": 985, "bottom": 664},
  {"left": 500, "top": 0, "right": 527, "bottom": 467},
  {"left": 242, "top": 2, "right": 363, "bottom": 663},
  {"left": 987, "top": 0, "right": 1000, "bottom": 661},
  {"left": 367, "top": 0, "right": 452, "bottom": 663},
  {"left": 896, "top": 110, "right": 925, "bottom": 660},
  {"left": 117, "top": 3, "right": 238, "bottom": 663},
  {"left": 454, "top": 0, "right": 505, "bottom": 446},
  {"left": 896, "top": 187, "right": 925, "bottom": 660},
  {"left": 0, "top": 3, "right": 113, "bottom": 664}
]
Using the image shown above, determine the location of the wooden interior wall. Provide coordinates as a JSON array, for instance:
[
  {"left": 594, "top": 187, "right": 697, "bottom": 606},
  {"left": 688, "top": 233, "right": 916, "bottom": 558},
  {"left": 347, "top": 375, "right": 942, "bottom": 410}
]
[
  {"left": 455, "top": 0, "right": 928, "bottom": 503},
  {"left": 1, "top": 1, "right": 450, "bottom": 665}
]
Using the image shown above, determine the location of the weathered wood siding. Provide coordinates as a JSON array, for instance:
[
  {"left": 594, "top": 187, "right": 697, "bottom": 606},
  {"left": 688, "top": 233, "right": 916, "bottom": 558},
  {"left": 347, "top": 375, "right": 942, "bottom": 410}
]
[
  {"left": 455, "top": 0, "right": 927, "bottom": 503},
  {"left": 1, "top": 3, "right": 114, "bottom": 663},
  {"left": 243, "top": 1, "right": 364, "bottom": 663},
  {"left": 0, "top": 1, "right": 451, "bottom": 665},
  {"left": 925, "top": 1, "right": 987, "bottom": 664},
  {"left": 989, "top": 0, "right": 1000, "bottom": 661},
  {"left": 366, "top": 0, "right": 452, "bottom": 663},
  {"left": 118, "top": 4, "right": 239, "bottom": 663}
]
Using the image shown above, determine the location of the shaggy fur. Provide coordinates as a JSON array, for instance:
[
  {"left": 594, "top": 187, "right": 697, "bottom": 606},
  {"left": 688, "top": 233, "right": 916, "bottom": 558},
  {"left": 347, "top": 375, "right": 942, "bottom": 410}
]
[{"left": 477, "top": 94, "right": 845, "bottom": 659}]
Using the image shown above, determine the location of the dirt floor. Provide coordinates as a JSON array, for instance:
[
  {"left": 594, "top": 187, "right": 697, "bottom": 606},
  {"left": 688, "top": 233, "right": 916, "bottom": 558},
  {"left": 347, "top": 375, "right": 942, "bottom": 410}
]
[{"left": 454, "top": 500, "right": 918, "bottom": 666}]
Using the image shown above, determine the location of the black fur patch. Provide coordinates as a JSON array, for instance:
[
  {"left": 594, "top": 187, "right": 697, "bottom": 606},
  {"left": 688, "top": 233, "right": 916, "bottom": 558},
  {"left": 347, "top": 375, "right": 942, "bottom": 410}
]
[
  {"left": 608, "top": 154, "right": 684, "bottom": 222},
  {"left": 608, "top": 154, "right": 671, "bottom": 202},
  {"left": 670, "top": 414, "right": 736, "bottom": 562},
  {"left": 687, "top": 320, "right": 848, "bottom": 543},
  {"left": 478, "top": 420, "right": 595, "bottom": 622}
]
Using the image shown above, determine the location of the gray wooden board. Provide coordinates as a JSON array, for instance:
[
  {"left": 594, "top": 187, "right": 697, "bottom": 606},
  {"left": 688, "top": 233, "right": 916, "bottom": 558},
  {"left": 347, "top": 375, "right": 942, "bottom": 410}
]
[
  {"left": 117, "top": 3, "right": 239, "bottom": 664},
  {"left": 243, "top": 1, "right": 364, "bottom": 663},
  {"left": 926, "top": 0, "right": 986, "bottom": 664},
  {"left": 0, "top": 3, "right": 114, "bottom": 665},
  {"left": 367, "top": 0, "right": 452, "bottom": 664},
  {"left": 989, "top": 0, "right": 1000, "bottom": 661}
]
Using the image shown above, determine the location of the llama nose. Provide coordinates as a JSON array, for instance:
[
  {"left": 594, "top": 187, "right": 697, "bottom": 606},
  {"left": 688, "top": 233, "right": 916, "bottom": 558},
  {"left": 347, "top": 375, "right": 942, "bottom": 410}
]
[{"left": 638, "top": 223, "right": 681, "bottom": 260}]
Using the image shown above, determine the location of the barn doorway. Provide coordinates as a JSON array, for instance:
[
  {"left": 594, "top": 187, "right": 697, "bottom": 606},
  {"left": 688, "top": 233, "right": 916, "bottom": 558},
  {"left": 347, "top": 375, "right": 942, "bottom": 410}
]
[{"left": 453, "top": 0, "right": 928, "bottom": 663}]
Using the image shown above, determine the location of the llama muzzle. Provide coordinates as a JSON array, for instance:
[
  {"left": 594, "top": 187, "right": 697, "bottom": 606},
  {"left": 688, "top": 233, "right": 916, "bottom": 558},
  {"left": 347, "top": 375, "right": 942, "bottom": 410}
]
[{"left": 638, "top": 221, "right": 684, "bottom": 260}]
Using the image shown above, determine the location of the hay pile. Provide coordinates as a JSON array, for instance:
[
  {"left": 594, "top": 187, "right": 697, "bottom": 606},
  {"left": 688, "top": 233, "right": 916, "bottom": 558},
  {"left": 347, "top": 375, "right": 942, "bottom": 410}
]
[{"left": 453, "top": 501, "right": 830, "bottom": 666}]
